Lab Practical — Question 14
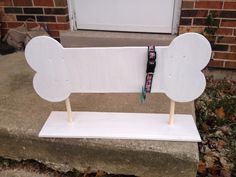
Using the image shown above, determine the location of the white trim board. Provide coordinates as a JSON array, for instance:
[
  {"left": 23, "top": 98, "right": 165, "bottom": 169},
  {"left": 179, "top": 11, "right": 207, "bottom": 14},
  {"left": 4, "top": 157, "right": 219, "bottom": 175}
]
[{"left": 39, "top": 111, "right": 201, "bottom": 142}]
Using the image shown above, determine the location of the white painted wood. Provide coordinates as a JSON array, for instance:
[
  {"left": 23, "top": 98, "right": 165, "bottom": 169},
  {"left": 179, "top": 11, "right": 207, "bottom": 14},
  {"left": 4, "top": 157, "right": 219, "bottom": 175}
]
[
  {"left": 172, "top": 0, "right": 182, "bottom": 34},
  {"left": 67, "top": 0, "right": 75, "bottom": 31},
  {"left": 25, "top": 33, "right": 210, "bottom": 141},
  {"left": 72, "top": 0, "right": 175, "bottom": 33},
  {"left": 163, "top": 33, "right": 211, "bottom": 102},
  {"left": 168, "top": 100, "right": 175, "bottom": 125},
  {"left": 39, "top": 111, "right": 201, "bottom": 142},
  {"left": 25, "top": 33, "right": 211, "bottom": 103},
  {"left": 65, "top": 98, "right": 73, "bottom": 122}
]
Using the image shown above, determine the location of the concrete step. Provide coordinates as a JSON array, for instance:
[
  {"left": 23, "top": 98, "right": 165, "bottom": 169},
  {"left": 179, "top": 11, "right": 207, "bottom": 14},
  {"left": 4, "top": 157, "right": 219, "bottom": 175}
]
[
  {"left": 0, "top": 169, "right": 51, "bottom": 177},
  {"left": 0, "top": 52, "right": 199, "bottom": 177},
  {"left": 60, "top": 30, "right": 176, "bottom": 47}
]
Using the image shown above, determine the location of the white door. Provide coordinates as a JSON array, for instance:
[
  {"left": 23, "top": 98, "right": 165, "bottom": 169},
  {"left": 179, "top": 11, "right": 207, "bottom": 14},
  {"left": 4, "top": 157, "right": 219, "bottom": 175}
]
[{"left": 71, "top": 0, "right": 178, "bottom": 33}]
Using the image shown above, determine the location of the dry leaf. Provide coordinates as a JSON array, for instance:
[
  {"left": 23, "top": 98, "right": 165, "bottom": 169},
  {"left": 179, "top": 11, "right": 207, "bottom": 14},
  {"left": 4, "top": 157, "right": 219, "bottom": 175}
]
[
  {"left": 95, "top": 170, "right": 106, "bottom": 177},
  {"left": 206, "top": 151, "right": 219, "bottom": 159},
  {"left": 198, "top": 161, "right": 206, "bottom": 173},
  {"left": 83, "top": 167, "right": 91, "bottom": 177},
  {"left": 204, "top": 146, "right": 211, "bottom": 154},
  {"left": 220, "top": 168, "right": 231, "bottom": 177},
  {"left": 220, "top": 157, "right": 230, "bottom": 169},
  {"left": 220, "top": 126, "right": 231, "bottom": 135},
  {"left": 215, "top": 107, "right": 225, "bottom": 119},
  {"left": 204, "top": 155, "right": 216, "bottom": 168},
  {"left": 202, "top": 123, "right": 209, "bottom": 132},
  {"left": 217, "top": 140, "right": 226, "bottom": 150},
  {"left": 215, "top": 130, "right": 224, "bottom": 137},
  {"left": 209, "top": 165, "right": 221, "bottom": 176},
  {"left": 208, "top": 140, "right": 217, "bottom": 149}
]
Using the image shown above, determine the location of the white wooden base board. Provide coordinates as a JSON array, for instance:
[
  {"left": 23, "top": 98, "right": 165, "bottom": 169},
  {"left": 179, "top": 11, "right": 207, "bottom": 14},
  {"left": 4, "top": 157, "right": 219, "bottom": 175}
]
[{"left": 39, "top": 111, "right": 201, "bottom": 142}]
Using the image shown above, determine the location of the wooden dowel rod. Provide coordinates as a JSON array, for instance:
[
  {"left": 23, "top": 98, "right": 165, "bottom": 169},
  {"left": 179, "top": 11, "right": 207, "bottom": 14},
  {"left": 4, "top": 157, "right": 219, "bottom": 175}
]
[
  {"left": 168, "top": 100, "right": 175, "bottom": 125},
  {"left": 65, "top": 97, "right": 73, "bottom": 122}
]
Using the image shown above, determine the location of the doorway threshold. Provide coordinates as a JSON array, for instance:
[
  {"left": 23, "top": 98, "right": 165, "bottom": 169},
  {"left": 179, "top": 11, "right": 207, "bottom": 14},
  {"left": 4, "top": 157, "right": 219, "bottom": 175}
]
[{"left": 60, "top": 30, "right": 176, "bottom": 47}]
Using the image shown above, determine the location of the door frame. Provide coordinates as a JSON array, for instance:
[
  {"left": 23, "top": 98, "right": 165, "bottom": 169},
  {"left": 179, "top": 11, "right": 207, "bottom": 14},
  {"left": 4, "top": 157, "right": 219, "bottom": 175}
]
[{"left": 67, "top": 0, "right": 182, "bottom": 34}]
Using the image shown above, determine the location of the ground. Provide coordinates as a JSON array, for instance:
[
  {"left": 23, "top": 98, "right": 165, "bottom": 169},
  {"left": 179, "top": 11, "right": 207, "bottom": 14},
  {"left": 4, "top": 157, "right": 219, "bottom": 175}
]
[
  {"left": 195, "top": 77, "right": 236, "bottom": 177},
  {"left": 0, "top": 158, "right": 135, "bottom": 177}
]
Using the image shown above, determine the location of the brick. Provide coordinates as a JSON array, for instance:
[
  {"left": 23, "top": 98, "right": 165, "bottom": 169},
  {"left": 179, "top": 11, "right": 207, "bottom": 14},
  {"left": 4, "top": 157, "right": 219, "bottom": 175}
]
[
  {"left": 224, "top": 2, "right": 236, "bottom": 10},
  {"left": 56, "top": 15, "right": 69, "bottom": 22},
  {"left": 13, "top": 0, "right": 32, "bottom": 6},
  {"left": 0, "top": 0, "right": 13, "bottom": 6},
  {"left": 7, "top": 22, "right": 24, "bottom": 28},
  {"left": 194, "top": 18, "right": 220, "bottom": 26},
  {"left": 214, "top": 52, "right": 236, "bottom": 60},
  {"left": 193, "top": 18, "right": 207, "bottom": 26},
  {"left": 216, "top": 28, "right": 233, "bottom": 36},
  {"left": 44, "top": 8, "right": 68, "bottom": 15},
  {"left": 181, "top": 10, "right": 208, "bottom": 17},
  {"left": 180, "top": 18, "right": 192, "bottom": 25},
  {"left": 0, "top": 7, "right": 3, "bottom": 14},
  {"left": 24, "top": 8, "right": 43, "bottom": 14},
  {"left": 195, "top": 1, "right": 223, "bottom": 9},
  {"left": 4, "top": 7, "right": 22, "bottom": 14},
  {"left": 36, "top": 16, "right": 56, "bottom": 22},
  {"left": 218, "top": 36, "right": 236, "bottom": 44},
  {"left": 26, "top": 22, "right": 45, "bottom": 29},
  {"left": 212, "top": 44, "right": 228, "bottom": 51},
  {"left": 225, "top": 61, "right": 236, "bottom": 69},
  {"left": 16, "top": 15, "right": 35, "bottom": 21},
  {"left": 33, "top": 0, "right": 54, "bottom": 7},
  {"left": 2, "top": 14, "right": 16, "bottom": 21},
  {"left": 210, "top": 10, "right": 236, "bottom": 19},
  {"left": 230, "top": 45, "right": 236, "bottom": 52},
  {"left": 221, "top": 20, "right": 236, "bottom": 27},
  {"left": 178, "top": 26, "right": 190, "bottom": 34},
  {"left": 3, "top": 22, "right": 40, "bottom": 32},
  {"left": 208, "top": 59, "right": 224, "bottom": 68},
  {"left": 222, "top": 11, "right": 236, "bottom": 18},
  {"left": 47, "top": 23, "right": 70, "bottom": 30},
  {"left": 54, "top": 0, "right": 67, "bottom": 7},
  {"left": 178, "top": 26, "right": 204, "bottom": 34},
  {"left": 182, "top": 1, "right": 194, "bottom": 9}
]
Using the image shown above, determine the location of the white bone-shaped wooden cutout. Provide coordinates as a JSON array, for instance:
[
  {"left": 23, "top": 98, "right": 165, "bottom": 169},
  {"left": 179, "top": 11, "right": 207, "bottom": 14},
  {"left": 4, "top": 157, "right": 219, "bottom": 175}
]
[{"left": 25, "top": 32, "right": 211, "bottom": 142}]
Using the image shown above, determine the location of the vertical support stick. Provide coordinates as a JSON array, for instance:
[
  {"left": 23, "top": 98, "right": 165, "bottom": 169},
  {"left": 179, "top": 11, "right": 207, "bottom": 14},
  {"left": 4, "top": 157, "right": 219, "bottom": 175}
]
[
  {"left": 168, "top": 100, "right": 175, "bottom": 125},
  {"left": 65, "top": 97, "right": 73, "bottom": 122}
]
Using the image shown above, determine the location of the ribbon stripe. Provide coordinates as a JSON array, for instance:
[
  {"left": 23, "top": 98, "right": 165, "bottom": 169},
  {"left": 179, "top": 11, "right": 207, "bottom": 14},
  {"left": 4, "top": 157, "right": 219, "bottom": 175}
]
[{"left": 145, "top": 46, "right": 157, "bottom": 93}]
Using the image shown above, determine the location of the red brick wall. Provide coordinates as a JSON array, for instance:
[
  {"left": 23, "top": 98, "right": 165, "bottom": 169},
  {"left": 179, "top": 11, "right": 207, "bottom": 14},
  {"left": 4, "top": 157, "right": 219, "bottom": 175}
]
[
  {"left": 0, "top": 0, "right": 70, "bottom": 41},
  {"left": 1, "top": 0, "right": 235, "bottom": 69},
  {"left": 179, "top": 0, "right": 236, "bottom": 69}
]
